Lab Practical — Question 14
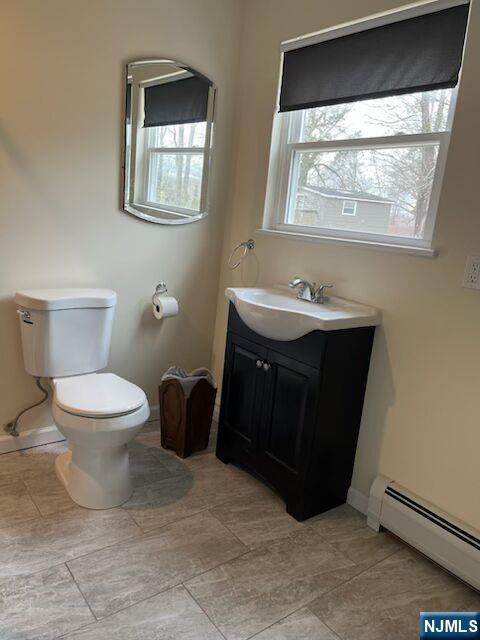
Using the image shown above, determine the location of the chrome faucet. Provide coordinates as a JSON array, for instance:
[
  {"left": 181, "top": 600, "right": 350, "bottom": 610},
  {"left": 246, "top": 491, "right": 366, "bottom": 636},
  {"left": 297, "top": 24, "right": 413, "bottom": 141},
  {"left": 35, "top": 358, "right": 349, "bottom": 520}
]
[
  {"left": 288, "top": 277, "right": 333, "bottom": 304},
  {"left": 288, "top": 278, "right": 317, "bottom": 301}
]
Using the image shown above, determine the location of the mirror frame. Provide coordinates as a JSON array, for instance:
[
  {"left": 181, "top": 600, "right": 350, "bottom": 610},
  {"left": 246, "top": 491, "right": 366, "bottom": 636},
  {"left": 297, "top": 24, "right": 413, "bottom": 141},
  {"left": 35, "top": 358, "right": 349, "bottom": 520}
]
[{"left": 122, "top": 59, "right": 216, "bottom": 225}]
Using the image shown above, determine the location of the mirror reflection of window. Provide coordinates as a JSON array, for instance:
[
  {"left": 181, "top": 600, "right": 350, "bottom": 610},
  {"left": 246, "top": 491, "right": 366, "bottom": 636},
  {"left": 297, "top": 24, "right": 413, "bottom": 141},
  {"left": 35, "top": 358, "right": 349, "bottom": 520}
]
[
  {"left": 124, "top": 81, "right": 132, "bottom": 201},
  {"left": 144, "top": 121, "right": 206, "bottom": 212},
  {"left": 123, "top": 61, "right": 215, "bottom": 225}
]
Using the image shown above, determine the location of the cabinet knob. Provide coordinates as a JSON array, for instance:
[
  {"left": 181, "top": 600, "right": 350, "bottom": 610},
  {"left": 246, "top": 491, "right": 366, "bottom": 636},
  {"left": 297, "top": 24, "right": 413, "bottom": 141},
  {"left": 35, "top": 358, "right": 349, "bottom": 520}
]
[
  {"left": 263, "top": 362, "right": 271, "bottom": 371},
  {"left": 256, "top": 359, "right": 263, "bottom": 368}
]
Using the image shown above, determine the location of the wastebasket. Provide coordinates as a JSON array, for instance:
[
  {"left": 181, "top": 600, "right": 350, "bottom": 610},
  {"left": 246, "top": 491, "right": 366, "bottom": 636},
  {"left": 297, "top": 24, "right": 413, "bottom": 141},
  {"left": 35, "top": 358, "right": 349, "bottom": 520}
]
[{"left": 159, "top": 367, "right": 217, "bottom": 458}]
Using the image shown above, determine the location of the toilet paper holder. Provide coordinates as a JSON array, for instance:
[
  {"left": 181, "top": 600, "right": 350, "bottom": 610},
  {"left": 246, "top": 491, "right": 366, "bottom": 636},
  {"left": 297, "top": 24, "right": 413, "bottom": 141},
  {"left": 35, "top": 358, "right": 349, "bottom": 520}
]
[
  {"left": 152, "top": 282, "right": 168, "bottom": 305},
  {"left": 152, "top": 282, "right": 179, "bottom": 320}
]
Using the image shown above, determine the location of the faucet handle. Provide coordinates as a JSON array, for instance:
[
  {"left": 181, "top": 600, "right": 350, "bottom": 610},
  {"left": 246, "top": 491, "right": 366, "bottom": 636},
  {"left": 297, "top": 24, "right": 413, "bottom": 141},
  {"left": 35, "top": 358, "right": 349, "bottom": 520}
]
[
  {"left": 315, "top": 283, "right": 333, "bottom": 303},
  {"left": 288, "top": 276, "right": 303, "bottom": 288}
]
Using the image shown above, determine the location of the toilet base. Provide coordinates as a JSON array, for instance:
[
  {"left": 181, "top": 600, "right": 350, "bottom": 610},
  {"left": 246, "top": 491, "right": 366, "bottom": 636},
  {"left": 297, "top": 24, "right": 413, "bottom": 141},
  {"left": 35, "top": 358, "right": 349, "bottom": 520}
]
[
  {"left": 55, "top": 446, "right": 133, "bottom": 509},
  {"left": 55, "top": 450, "right": 71, "bottom": 491},
  {"left": 52, "top": 399, "right": 149, "bottom": 510}
]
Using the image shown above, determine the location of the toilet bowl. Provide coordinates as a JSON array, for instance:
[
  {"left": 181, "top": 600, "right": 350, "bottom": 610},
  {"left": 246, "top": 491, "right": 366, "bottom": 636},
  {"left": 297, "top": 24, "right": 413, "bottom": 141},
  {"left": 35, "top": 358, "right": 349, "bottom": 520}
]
[{"left": 52, "top": 373, "right": 150, "bottom": 509}]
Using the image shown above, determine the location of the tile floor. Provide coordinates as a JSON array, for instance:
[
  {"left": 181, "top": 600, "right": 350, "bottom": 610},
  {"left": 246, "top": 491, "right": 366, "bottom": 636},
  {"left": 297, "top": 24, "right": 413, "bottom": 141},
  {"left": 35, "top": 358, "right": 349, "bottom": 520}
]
[{"left": 0, "top": 421, "right": 478, "bottom": 640}]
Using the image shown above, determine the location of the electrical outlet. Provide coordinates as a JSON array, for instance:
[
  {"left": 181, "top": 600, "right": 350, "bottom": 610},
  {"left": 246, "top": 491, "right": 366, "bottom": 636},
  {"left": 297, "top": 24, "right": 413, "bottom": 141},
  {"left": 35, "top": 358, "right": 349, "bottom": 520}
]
[{"left": 463, "top": 255, "right": 480, "bottom": 289}]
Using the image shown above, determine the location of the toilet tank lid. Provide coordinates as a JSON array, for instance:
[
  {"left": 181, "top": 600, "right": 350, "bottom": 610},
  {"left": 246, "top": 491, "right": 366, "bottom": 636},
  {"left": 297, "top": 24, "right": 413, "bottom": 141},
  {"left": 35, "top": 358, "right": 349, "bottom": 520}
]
[{"left": 15, "top": 288, "right": 117, "bottom": 311}]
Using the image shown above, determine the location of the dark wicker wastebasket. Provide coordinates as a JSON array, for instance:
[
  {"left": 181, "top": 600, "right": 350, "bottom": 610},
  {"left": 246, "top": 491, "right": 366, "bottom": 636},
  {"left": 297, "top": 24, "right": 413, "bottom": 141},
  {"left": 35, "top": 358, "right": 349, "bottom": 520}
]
[{"left": 159, "top": 377, "right": 217, "bottom": 458}]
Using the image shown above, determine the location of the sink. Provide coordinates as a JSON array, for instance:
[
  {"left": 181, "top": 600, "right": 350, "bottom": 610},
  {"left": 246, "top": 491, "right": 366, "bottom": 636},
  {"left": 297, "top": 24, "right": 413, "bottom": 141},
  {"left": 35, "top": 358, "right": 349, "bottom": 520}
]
[{"left": 226, "top": 287, "right": 381, "bottom": 341}]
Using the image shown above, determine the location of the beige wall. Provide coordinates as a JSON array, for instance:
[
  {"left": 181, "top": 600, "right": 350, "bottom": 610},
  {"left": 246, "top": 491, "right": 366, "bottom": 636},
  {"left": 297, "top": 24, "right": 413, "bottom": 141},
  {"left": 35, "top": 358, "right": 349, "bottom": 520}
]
[
  {"left": 212, "top": 0, "right": 480, "bottom": 530},
  {"left": 0, "top": 0, "right": 241, "bottom": 433}
]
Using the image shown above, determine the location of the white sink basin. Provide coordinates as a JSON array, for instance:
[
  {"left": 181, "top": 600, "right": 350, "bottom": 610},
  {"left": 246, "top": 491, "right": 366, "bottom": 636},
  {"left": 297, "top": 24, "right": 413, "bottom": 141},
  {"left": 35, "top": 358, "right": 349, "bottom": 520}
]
[{"left": 226, "top": 287, "right": 381, "bottom": 341}]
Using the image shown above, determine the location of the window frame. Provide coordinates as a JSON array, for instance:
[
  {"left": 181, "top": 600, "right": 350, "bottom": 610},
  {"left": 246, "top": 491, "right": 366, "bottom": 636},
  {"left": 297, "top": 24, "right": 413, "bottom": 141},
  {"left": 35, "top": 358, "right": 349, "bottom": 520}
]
[{"left": 261, "top": 0, "right": 467, "bottom": 255}]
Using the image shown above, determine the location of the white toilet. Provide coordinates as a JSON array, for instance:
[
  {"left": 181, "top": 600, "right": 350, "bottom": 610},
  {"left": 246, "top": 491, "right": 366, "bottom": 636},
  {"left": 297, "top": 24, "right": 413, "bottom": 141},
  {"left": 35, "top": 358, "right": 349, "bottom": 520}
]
[{"left": 15, "top": 288, "right": 150, "bottom": 509}]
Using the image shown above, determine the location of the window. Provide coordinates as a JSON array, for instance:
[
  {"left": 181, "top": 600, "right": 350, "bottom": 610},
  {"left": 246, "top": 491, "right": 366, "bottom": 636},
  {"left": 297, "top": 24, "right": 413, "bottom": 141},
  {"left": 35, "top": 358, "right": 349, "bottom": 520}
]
[
  {"left": 342, "top": 201, "right": 357, "bottom": 216},
  {"left": 272, "top": 89, "right": 455, "bottom": 243},
  {"left": 262, "top": 2, "right": 469, "bottom": 253},
  {"left": 265, "top": 85, "right": 458, "bottom": 250}
]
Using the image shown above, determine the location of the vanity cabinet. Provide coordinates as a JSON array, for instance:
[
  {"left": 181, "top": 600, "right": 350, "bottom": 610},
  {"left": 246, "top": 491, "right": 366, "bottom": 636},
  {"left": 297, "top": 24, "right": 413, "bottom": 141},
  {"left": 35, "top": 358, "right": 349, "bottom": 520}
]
[{"left": 216, "top": 304, "right": 376, "bottom": 521}]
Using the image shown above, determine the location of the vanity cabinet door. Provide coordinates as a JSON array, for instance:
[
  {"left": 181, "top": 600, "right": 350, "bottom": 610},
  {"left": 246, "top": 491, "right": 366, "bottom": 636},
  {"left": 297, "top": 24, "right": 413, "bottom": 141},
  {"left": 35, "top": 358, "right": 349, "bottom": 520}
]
[
  {"left": 216, "top": 333, "right": 267, "bottom": 464},
  {"left": 257, "top": 350, "right": 319, "bottom": 517}
]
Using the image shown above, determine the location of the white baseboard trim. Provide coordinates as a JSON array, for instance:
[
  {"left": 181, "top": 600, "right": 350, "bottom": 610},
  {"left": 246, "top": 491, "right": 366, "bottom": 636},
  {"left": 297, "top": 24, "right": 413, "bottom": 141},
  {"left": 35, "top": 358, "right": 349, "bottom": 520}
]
[
  {"left": 0, "top": 425, "right": 65, "bottom": 455},
  {"left": 347, "top": 486, "right": 369, "bottom": 515},
  {"left": 367, "top": 475, "right": 480, "bottom": 590}
]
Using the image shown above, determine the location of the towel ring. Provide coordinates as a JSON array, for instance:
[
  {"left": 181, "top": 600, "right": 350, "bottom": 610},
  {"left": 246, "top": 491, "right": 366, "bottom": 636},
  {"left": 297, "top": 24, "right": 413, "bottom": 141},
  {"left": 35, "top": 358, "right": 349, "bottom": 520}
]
[{"left": 228, "top": 239, "right": 255, "bottom": 270}]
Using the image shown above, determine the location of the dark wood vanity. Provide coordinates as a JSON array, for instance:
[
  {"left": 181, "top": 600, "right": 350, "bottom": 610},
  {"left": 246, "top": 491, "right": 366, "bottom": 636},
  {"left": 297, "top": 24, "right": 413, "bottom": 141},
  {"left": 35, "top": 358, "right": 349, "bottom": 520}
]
[{"left": 216, "top": 303, "right": 376, "bottom": 521}]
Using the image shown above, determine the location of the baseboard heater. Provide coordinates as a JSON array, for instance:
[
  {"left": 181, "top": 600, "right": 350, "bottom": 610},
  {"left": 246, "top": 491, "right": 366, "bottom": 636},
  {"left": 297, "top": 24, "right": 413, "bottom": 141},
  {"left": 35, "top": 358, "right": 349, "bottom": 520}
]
[{"left": 368, "top": 475, "right": 480, "bottom": 591}]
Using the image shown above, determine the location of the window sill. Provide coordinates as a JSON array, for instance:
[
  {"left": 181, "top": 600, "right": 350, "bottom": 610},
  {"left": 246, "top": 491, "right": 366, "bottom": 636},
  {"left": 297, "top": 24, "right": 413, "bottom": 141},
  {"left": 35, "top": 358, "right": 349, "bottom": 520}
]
[{"left": 256, "top": 228, "right": 438, "bottom": 258}]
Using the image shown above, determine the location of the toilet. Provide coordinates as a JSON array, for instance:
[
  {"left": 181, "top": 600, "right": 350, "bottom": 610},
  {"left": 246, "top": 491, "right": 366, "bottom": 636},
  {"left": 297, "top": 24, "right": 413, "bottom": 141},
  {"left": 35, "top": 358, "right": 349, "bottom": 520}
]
[{"left": 15, "top": 288, "right": 150, "bottom": 509}]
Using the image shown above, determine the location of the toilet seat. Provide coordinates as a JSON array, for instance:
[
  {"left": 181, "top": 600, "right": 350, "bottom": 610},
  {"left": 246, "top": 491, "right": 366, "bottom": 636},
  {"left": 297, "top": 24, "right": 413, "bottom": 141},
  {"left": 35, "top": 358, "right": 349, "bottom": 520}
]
[{"left": 53, "top": 373, "right": 147, "bottom": 418}]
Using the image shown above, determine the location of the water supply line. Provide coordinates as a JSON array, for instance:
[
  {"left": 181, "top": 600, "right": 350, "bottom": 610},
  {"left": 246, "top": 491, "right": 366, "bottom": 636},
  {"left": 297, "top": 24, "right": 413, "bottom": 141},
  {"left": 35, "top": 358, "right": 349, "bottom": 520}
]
[{"left": 3, "top": 377, "right": 49, "bottom": 437}]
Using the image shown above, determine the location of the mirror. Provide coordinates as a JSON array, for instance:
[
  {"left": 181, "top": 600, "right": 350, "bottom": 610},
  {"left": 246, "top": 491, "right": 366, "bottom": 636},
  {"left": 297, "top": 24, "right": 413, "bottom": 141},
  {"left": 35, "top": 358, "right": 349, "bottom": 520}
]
[{"left": 123, "top": 60, "right": 215, "bottom": 224}]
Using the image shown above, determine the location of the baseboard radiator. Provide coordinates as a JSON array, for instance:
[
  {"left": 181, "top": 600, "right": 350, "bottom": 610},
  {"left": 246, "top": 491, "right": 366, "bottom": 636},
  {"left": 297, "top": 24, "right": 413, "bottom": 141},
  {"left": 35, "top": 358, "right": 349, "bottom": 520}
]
[{"left": 368, "top": 475, "right": 480, "bottom": 591}]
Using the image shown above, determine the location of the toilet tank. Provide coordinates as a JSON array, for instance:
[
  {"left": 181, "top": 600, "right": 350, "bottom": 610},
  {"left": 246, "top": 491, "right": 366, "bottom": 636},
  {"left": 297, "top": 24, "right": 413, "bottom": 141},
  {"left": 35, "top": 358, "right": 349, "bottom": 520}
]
[{"left": 15, "top": 289, "right": 117, "bottom": 377}]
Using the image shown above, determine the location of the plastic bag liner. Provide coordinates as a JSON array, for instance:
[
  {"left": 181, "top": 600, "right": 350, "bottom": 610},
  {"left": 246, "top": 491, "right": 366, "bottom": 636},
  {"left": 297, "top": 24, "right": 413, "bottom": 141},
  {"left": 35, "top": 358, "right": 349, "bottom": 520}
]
[{"left": 161, "top": 366, "right": 216, "bottom": 398}]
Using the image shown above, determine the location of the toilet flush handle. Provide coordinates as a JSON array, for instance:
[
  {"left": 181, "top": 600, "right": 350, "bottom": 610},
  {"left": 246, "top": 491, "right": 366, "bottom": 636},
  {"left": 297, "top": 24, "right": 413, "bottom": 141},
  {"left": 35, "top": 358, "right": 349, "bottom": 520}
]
[{"left": 17, "top": 309, "right": 31, "bottom": 320}]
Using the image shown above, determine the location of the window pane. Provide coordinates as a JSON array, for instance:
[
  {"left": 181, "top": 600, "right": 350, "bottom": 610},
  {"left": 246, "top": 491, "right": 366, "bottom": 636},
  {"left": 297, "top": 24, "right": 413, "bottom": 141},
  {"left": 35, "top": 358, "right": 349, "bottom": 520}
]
[
  {"left": 289, "top": 145, "right": 439, "bottom": 238},
  {"left": 147, "top": 121, "right": 206, "bottom": 148},
  {"left": 148, "top": 152, "right": 204, "bottom": 211},
  {"left": 299, "top": 89, "right": 452, "bottom": 142}
]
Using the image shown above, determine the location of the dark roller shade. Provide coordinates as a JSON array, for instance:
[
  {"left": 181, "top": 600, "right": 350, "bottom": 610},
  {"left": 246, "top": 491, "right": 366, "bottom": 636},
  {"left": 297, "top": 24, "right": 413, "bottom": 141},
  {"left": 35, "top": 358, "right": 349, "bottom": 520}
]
[
  {"left": 279, "top": 3, "right": 469, "bottom": 112},
  {"left": 144, "top": 75, "right": 210, "bottom": 128}
]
